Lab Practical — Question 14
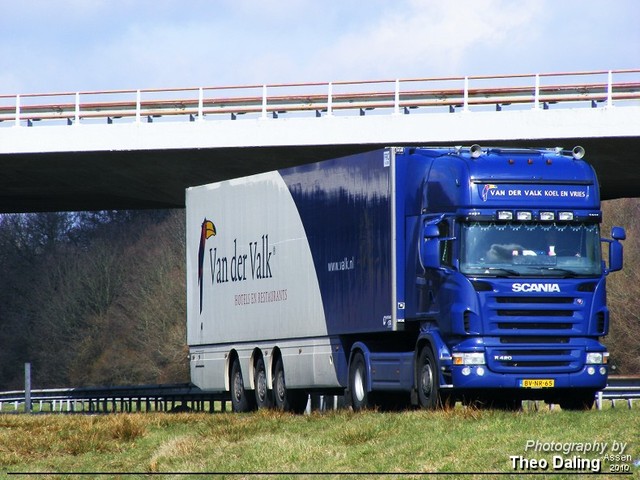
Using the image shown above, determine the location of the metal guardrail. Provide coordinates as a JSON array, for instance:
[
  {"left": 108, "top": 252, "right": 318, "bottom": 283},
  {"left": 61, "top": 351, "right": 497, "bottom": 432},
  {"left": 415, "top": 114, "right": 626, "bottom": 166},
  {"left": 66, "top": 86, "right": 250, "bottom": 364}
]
[
  {"left": 0, "top": 69, "right": 639, "bottom": 127},
  {"left": 596, "top": 376, "right": 640, "bottom": 410},
  {"left": 0, "top": 383, "right": 228, "bottom": 414},
  {"left": 1, "top": 376, "right": 638, "bottom": 413}
]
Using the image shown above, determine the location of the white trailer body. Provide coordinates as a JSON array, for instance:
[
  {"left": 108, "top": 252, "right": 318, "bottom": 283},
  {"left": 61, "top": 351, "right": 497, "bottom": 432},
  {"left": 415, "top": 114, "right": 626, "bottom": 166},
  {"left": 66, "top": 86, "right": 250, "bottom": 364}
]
[{"left": 186, "top": 150, "right": 394, "bottom": 407}]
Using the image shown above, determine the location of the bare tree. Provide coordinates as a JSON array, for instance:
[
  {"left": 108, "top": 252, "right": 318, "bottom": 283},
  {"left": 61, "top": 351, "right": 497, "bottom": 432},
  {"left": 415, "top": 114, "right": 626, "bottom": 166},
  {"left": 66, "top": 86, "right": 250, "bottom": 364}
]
[{"left": 602, "top": 198, "right": 640, "bottom": 374}]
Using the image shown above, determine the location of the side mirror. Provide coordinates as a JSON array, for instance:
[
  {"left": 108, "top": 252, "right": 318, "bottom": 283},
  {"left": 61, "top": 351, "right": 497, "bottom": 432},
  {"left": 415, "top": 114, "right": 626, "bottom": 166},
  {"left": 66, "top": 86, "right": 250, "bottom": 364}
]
[
  {"left": 611, "top": 226, "right": 626, "bottom": 241},
  {"left": 608, "top": 241, "right": 623, "bottom": 272},
  {"left": 605, "top": 226, "right": 625, "bottom": 273},
  {"left": 420, "top": 224, "right": 441, "bottom": 269}
]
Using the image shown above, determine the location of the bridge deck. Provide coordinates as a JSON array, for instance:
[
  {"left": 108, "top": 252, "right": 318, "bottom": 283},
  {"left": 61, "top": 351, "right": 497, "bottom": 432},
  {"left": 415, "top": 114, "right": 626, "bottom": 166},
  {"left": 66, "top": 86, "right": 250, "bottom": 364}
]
[{"left": 0, "top": 69, "right": 638, "bottom": 212}]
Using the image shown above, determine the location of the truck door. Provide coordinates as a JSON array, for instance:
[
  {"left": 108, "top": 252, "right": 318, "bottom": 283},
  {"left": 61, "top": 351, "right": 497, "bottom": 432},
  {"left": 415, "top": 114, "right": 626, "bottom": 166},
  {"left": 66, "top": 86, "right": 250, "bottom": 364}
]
[{"left": 418, "top": 217, "right": 452, "bottom": 315}]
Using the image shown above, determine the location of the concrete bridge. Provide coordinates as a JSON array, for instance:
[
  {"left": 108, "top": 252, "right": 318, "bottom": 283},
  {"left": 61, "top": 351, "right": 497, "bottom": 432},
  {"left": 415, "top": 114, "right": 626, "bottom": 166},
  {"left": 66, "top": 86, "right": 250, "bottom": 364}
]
[{"left": 0, "top": 69, "right": 639, "bottom": 212}]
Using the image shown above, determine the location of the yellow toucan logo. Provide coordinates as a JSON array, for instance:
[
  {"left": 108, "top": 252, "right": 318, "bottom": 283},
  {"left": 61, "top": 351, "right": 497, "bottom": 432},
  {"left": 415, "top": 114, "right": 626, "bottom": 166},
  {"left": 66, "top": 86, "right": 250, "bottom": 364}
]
[
  {"left": 203, "top": 220, "right": 216, "bottom": 239},
  {"left": 198, "top": 218, "right": 217, "bottom": 313}
]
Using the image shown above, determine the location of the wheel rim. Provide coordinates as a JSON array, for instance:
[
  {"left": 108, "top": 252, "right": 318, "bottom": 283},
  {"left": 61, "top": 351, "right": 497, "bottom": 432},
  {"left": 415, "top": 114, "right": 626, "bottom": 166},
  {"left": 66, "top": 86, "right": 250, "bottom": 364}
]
[
  {"left": 276, "top": 370, "right": 286, "bottom": 403},
  {"left": 354, "top": 367, "right": 365, "bottom": 402},
  {"left": 421, "top": 362, "right": 433, "bottom": 399},
  {"left": 256, "top": 369, "right": 267, "bottom": 403},
  {"left": 233, "top": 372, "right": 243, "bottom": 402}
]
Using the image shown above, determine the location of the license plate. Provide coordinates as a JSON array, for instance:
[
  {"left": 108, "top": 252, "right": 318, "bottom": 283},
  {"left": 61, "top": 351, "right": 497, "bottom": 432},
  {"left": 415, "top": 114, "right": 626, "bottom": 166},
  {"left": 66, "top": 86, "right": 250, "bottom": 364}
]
[{"left": 520, "top": 379, "right": 554, "bottom": 388}]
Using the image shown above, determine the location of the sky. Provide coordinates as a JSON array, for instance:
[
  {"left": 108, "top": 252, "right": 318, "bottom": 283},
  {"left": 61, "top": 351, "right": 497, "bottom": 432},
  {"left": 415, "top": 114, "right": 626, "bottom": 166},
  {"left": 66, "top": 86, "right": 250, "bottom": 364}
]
[{"left": 0, "top": 0, "right": 638, "bottom": 94}]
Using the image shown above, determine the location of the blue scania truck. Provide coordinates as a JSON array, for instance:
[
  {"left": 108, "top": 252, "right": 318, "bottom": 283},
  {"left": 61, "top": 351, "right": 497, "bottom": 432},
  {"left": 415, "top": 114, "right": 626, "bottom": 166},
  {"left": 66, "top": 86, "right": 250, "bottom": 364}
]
[{"left": 186, "top": 146, "right": 625, "bottom": 411}]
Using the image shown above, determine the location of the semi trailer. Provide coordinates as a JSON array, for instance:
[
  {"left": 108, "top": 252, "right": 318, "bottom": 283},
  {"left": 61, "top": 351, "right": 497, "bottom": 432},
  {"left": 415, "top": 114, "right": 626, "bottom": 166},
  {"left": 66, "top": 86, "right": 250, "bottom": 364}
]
[{"left": 186, "top": 146, "right": 625, "bottom": 411}]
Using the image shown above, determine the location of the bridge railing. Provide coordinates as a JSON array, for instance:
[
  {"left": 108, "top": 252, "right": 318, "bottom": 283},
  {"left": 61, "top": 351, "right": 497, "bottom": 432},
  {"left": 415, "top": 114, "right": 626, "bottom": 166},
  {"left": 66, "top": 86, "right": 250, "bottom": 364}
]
[{"left": 1, "top": 69, "right": 639, "bottom": 127}]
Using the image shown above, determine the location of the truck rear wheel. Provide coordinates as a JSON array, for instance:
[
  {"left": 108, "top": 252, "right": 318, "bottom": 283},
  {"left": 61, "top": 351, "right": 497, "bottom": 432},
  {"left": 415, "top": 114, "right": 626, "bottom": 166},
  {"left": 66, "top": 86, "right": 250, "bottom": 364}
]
[
  {"left": 273, "top": 357, "right": 307, "bottom": 413},
  {"left": 254, "top": 356, "right": 273, "bottom": 409},
  {"left": 230, "top": 357, "right": 255, "bottom": 413},
  {"left": 349, "top": 351, "right": 369, "bottom": 411},
  {"left": 416, "top": 347, "right": 439, "bottom": 409}
]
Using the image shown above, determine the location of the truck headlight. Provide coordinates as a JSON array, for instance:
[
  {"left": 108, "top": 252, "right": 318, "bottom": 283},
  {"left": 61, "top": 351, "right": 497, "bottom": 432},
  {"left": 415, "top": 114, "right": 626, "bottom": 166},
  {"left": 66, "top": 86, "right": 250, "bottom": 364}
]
[
  {"left": 453, "top": 352, "right": 485, "bottom": 365},
  {"left": 586, "top": 352, "right": 608, "bottom": 364}
]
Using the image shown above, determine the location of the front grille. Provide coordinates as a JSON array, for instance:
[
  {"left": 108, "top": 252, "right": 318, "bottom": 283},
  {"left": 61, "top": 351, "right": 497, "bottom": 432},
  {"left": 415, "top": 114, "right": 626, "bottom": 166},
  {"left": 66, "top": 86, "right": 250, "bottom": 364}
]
[
  {"left": 480, "top": 285, "right": 593, "bottom": 372},
  {"left": 487, "top": 294, "right": 579, "bottom": 335},
  {"left": 487, "top": 346, "right": 583, "bottom": 373},
  {"left": 500, "top": 336, "right": 569, "bottom": 344},
  {"left": 496, "top": 296, "right": 573, "bottom": 304},
  {"left": 503, "top": 349, "right": 570, "bottom": 356},
  {"left": 497, "top": 309, "right": 573, "bottom": 317},
  {"left": 503, "top": 360, "right": 571, "bottom": 367},
  {"left": 498, "top": 322, "right": 572, "bottom": 330}
]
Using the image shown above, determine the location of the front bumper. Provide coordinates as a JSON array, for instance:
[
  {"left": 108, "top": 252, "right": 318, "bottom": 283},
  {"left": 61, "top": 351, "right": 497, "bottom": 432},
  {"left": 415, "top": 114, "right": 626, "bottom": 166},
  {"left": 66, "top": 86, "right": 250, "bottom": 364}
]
[{"left": 450, "top": 363, "right": 608, "bottom": 390}]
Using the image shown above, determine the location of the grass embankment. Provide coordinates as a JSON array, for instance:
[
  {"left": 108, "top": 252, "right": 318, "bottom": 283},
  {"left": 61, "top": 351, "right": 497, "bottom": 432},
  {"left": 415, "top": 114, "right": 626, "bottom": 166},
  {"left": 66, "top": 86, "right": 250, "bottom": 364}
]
[{"left": 1, "top": 406, "right": 639, "bottom": 479}]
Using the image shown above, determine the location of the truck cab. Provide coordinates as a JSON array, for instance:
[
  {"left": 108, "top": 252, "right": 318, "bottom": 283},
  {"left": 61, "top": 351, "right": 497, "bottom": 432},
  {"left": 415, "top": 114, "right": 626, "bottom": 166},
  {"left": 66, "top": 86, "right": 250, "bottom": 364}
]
[{"left": 405, "top": 146, "right": 625, "bottom": 409}]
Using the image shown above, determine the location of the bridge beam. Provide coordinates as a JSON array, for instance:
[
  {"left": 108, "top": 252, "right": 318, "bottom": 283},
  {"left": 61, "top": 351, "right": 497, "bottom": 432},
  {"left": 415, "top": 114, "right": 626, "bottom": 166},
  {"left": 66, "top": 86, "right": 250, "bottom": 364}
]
[{"left": 0, "top": 106, "right": 638, "bottom": 212}]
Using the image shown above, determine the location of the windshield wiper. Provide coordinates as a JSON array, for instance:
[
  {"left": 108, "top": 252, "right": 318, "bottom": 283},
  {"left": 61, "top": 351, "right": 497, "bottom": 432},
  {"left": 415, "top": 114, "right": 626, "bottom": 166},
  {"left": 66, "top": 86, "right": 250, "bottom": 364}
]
[
  {"left": 525, "top": 266, "right": 578, "bottom": 277},
  {"left": 466, "top": 266, "right": 521, "bottom": 277}
]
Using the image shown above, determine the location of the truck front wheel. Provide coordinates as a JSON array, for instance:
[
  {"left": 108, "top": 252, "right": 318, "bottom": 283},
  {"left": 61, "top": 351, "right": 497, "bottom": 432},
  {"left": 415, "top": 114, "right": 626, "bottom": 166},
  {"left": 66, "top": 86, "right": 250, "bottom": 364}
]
[
  {"left": 349, "top": 351, "right": 369, "bottom": 411},
  {"left": 416, "top": 347, "right": 439, "bottom": 409}
]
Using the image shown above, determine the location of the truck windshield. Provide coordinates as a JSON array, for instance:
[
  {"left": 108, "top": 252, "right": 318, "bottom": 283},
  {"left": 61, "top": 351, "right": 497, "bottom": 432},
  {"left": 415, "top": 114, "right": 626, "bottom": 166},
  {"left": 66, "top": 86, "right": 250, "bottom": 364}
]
[{"left": 460, "top": 222, "right": 602, "bottom": 277}]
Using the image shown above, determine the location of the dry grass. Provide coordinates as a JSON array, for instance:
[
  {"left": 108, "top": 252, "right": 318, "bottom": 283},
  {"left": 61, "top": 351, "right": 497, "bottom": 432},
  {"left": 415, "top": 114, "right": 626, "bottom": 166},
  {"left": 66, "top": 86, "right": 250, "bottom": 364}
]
[
  {"left": 1, "top": 406, "right": 638, "bottom": 477},
  {"left": 0, "top": 414, "right": 147, "bottom": 466}
]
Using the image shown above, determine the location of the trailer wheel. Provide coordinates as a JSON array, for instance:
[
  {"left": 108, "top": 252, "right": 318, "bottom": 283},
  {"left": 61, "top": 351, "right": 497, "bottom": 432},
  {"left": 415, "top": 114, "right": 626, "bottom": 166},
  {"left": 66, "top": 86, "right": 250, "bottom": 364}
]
[
  {"left": 230, "top": 357, "right": 255, "bottom": 413},
  {"left": 254, "top": 356, "right": 273, "bottom": 409},
  {"left": 416, "top": 347, "right": 439, "bottom": 410},
  {"left": 273, "top": 357, "right": 307, "bottom": 413},
  {"left": 349, "top": 351, "right": 369, "bottom": 411}
]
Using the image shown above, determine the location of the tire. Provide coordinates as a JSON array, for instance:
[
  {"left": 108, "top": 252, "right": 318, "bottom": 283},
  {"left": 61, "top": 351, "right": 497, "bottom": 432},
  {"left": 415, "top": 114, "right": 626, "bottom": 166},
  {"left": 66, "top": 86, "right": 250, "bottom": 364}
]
[
  {"left": 416, "top": 347, "right": 439, "bottom": 410},
  {"left": 254, "top": 356, "right": 273, "bottom": 409},
  {"left": 272, "top": 357, "right": 307, "bottom": 414},
  {"left": 558, "top": 391, "right": 595, "bottom": 411},
  {"left": 230, "top": 357, "right": 255, "bottom": 413},
  {"left": 349, "top": 351, "right": 369, "bottom": 411}
]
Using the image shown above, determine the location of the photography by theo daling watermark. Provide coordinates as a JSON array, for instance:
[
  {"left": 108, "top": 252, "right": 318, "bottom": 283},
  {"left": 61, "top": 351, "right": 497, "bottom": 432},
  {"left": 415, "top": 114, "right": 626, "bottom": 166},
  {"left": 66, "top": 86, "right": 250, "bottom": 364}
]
[{"left": 509, "top": 439, "right": 638, "bottom": 474}]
